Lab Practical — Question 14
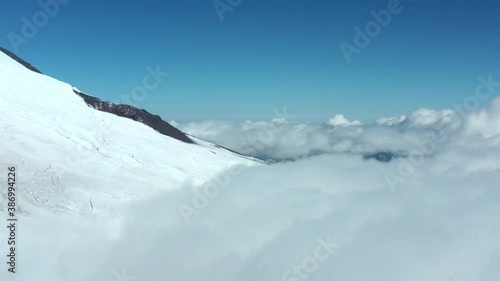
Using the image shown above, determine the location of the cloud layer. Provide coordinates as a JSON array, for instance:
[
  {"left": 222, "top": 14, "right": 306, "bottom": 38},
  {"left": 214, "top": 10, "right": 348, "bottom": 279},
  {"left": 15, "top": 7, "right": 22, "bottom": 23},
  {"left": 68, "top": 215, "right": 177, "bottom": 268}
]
[
  {"left": 174, "top": 97, "right": 500, "bottom": 162},
  {"left": 7, "top": 97, "right": 500, "bottom": 281}
]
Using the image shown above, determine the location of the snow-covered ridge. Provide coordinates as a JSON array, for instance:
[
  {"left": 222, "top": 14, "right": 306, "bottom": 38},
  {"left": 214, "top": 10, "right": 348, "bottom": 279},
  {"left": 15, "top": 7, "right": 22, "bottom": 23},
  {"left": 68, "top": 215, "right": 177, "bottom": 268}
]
[
  {"left": 72, "top": 87, "right": 195, "bottom": 144},
  {"left": 0, "top": 47, "right": 42, "bottom": 74},
  {"left": 0, "top": 47, "right": 196, "bottom": 144},
  {"left": 0, "top": 51, "right": 258, "bottom": 215}
]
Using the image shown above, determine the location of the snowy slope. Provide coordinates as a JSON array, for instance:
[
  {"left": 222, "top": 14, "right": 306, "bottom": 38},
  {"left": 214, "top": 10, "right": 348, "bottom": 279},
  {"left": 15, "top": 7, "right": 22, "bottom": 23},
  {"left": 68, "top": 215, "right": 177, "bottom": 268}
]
[{"left": 0, "top": 51, "right": 258, "bottom": 215}]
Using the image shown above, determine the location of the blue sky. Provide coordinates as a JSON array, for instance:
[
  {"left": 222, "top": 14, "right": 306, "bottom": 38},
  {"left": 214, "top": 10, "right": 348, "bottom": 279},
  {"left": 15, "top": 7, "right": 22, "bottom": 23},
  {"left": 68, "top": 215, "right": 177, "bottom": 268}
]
[{"left": 2, "top": 0, "right": 500, "bottom": 122}]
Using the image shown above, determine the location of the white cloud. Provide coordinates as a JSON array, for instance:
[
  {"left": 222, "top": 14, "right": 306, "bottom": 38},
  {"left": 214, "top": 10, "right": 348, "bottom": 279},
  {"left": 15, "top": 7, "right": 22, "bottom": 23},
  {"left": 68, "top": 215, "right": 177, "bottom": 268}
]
[
  {"left": 462, "top": 96, "right": 500, "bottom": 138},
  {"left": 173, "top": 98, "right": 500, "bottom": 161},
  {"left": 5, "top": 51, "right": 500, "bottom": 280},
  {"left": 10, "top": 96, "right": 500, "bottom": 281},
  {"left": 376, "top": 115, "right": 406, "bottom": 126},
  {"left": 406, "top": 108, "right": 458, "bottom": 129},
  {"left": 326, "top": 114, "right": 363, "bottom": 127},
  {"left": 14, "top": 141, "right": 500, "bottom": 281},
  {"left": 4, "top": 49, "right": 500, "bottom": 281}
]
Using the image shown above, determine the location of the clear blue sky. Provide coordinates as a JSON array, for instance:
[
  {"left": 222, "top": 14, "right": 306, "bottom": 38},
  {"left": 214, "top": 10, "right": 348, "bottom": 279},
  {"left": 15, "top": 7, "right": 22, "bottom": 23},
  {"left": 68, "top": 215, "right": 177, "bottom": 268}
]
[{"left": 2, "top": 0, "right": 500, "bottom": 122}]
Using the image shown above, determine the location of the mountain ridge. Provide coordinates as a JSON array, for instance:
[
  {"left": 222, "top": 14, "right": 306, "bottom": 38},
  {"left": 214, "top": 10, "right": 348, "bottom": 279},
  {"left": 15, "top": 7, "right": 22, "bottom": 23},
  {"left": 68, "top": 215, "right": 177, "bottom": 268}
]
[
  {"left": 0, "top": 49, "right": 258, "bottom": 215},
  {"left": 0, "top": 47, "right": 194, "bottom": 144},
  {"left": 0, "top": 47, "right": 42, "bottom": 74},
  {"left": 73, "top": 88, "right": 194, "bottom": 144}
]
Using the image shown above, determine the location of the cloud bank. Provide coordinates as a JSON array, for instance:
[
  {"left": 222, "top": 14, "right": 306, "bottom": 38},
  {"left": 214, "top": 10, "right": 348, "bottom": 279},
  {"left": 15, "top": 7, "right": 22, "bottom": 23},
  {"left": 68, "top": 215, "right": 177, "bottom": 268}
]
[
  {"left": 6, "top": 97, "right": 500, "bottom": 281},
  {"left": 174, "top": 97, "right": 500, "bottom": 162}
]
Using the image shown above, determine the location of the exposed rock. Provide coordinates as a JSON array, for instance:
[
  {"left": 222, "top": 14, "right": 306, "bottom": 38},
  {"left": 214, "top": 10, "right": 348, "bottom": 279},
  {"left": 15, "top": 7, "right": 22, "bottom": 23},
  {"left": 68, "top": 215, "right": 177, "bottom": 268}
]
[
  {"left": 73, "top": 88, "right": 194, "bottom": 144},
  {"left": 0, "top": 47, "right": 42, "bottom": 74},
  {"left": 363, "top": 151, "right": 398, "bottom": 163}
]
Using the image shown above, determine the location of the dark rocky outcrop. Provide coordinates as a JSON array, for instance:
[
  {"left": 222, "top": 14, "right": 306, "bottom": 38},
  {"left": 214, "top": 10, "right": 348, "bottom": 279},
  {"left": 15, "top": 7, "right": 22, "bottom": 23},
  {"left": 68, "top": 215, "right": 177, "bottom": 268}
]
[
  {"left": 0, "top": 47, "right": 42, "bottom": 74},
  {"left": 362, "top": 151, "right": 398, "bottom": 163},
  {"left": 73, "top": 89, "right": 194, "bottom": 144}
]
